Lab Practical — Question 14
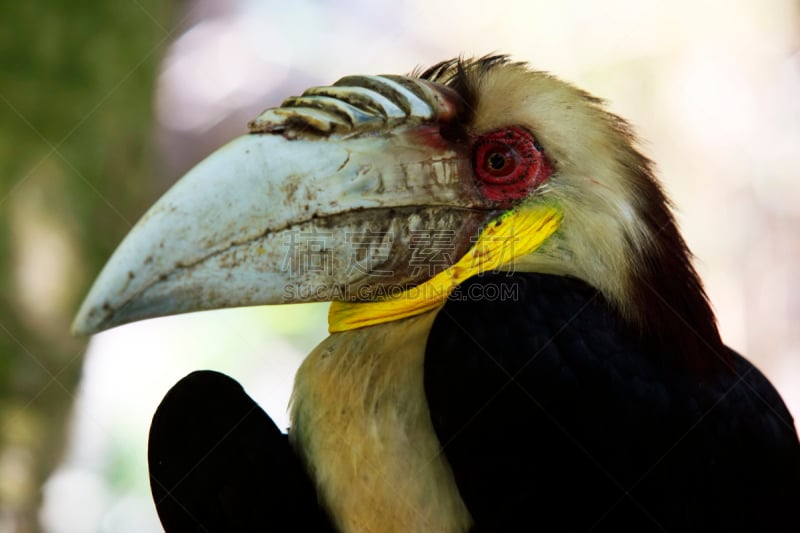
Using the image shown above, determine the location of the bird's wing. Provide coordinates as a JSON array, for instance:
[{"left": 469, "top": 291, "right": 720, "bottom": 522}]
[
  {"left": 148, "top": 370, "right": 335, "bottom": 532},
  {"left": 424, "top": 273, "right": 800, "bottom": 532}
]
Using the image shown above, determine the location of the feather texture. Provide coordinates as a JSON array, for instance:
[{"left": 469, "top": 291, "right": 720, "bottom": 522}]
[{"left": 425, "top": 273, "right": 800, "bottom": 532}]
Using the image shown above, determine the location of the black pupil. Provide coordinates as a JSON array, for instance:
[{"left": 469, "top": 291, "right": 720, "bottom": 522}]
[{"left": 488, "top": 152, "right": 507, "bottom": 171}]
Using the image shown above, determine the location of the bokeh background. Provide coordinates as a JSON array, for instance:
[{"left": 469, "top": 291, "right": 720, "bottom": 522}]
[{"left": 2, "top": 0, "right": 799, "bottom": 531}]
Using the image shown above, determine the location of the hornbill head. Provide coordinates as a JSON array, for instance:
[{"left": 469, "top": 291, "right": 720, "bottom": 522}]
[{"left": 73, "top": 56, "right": 721, "bottom": 369}]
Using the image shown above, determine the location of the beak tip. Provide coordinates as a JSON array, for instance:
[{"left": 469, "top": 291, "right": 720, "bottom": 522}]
[
  {"left": 70, "top": 320, "right": 89, "bottom": 337},
  {"left": 72, "top": 285, "right": 126, "bottom": 336},
  {"left": 71, "top": 302, "right": 107, "bottom": 337}
]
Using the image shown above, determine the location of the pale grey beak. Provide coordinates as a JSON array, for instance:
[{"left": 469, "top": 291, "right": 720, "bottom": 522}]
[{"left": 73, "top": 75, "right": 499, "bottom": 335}]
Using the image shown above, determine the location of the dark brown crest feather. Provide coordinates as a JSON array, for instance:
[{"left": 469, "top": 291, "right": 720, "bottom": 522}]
[
  {"left": 415, "top": 55, "right": 513, "bottom": 140},
  {"left": 629, "top": 160, "right": 730, "bottom": 375},
  {"left": 601, "top": 113, "right": 730, "bottom": 375}
]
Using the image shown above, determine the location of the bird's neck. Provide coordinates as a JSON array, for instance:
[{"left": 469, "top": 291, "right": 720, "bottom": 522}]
[
  {"left": 627, "top": 217, "right": 729, "bottom": 375},
  {"left": 289, "top": 311, "right": 472, "bottom": 533}
]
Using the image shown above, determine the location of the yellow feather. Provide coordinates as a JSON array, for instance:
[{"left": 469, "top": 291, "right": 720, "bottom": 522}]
[{"left": 291, "top": 311, "right": 472, "bottom": 532}]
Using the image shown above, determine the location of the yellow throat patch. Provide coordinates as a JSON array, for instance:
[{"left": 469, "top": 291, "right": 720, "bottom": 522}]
[{"left": 328, "top": 203, "right": 562, "bottom": 332}]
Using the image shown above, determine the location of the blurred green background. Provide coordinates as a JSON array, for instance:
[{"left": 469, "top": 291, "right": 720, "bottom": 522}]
[
  {"left": 1, "top": 2, "right": 170, "bottom": 530},
  {"left": 1, "top": 0, "right": 799, "bottom": 531}
]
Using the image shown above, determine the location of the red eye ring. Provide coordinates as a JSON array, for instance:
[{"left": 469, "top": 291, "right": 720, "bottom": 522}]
[{"left": 471, "top": 126, "right": 552, "bottom": 206}]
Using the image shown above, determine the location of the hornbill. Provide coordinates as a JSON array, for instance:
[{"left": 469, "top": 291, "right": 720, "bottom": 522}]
[{"left": 73, "top": 56, "right": 800, "bottom": 532}]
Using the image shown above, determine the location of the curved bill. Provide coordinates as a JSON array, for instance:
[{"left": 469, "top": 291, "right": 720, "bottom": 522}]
[{"left": 72, "top": 128, "right": 498, "bottom": 335}]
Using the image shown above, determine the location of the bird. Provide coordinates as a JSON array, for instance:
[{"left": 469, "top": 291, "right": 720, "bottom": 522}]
[{"left": 73, "top": 56, "right": 800, "bottom": 532}]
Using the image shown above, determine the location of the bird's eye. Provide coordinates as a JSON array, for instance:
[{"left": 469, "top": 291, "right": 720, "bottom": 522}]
[
  {"left": 472, "top": 126, "right": 551, "bottom": 206},
  {"left": 482, "top": 146, "right": 515, "bottom": 177}
]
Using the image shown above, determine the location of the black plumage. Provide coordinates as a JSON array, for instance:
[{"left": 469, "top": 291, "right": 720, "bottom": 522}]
[
  {"left": 148, "top": 370, "right": 334, "bottom": 532},
  {"left": 425, "top": 272, "right": 800, "bottom": 532}
]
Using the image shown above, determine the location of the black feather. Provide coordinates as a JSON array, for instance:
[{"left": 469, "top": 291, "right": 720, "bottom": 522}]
[
  {"left": 425, "top": 273, "right": 800, "bottom": 532},
  {"left": 148, "top": 370, "right": 334, "bottom": 532}
]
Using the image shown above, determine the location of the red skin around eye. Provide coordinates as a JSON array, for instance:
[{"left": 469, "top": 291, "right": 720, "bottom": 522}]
[{"left": 472, "top": 126, "right": 552, "bottom": 208}]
